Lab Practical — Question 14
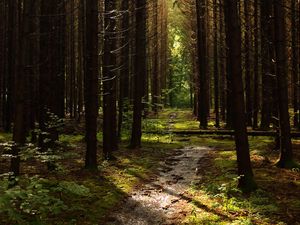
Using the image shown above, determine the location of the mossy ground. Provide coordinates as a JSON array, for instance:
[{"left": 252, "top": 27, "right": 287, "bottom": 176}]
[
  {"left": 145, "top": 109, "right": 300, "bottom": 225},
  {"left": 183, "top": 142, "right": 300, "bottom": 225}
]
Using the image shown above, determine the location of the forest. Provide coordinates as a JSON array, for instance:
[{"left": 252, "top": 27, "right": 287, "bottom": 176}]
[{"left": 0, "top": 0, "right": 300, "bottom": 224}]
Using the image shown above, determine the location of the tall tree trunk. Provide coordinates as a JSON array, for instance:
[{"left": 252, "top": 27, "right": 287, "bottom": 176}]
[
  {"left": 224, "top": 0, "right": 256, "bottom": 192},
  {"left": 5, "top": 0, "right": 17, "bottom": 132},
  {"left": 291, "top": 0, "right": 299, "bottom": 128},
  {"left": 252, "top": 0, "right": 259, "bottom": 129},
  {"left": 219, "top": 0, "right": 226, "bottom": 122},
  {"left": 260, "top": 0, "right": 274, "bottom": 130},
  {"left": 118, "top": 0, "right": 130, "bottom": 139},
  {"left": 273, "top": 0, "right": 295, "bottom": 168},
  {"left": 11, "top": 0, "right": 26, "bottom": 179},
  {"left": 103, "top": 0, "right": 118, "bottom": 159},
  {"left": 196, "top": 0, "right": 208, "bottom": 129},
  {"left": 130, "top": 0, "right": 147, "bottom": 148},
  {"left": 244, "top": 0, "right": 253, "bottom": 126},
  {"left": 213, "top": 0, "right": 220, "bottom": 128},
  {"left": 84, "top": 0, "right": 99, "bottom": 169},
  {"left": 152, "top": 0, "right": 159, "bottom": 114}
]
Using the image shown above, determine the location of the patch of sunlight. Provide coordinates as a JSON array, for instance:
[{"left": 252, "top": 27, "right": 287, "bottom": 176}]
[
  {"left": 187, "top": 137, "right": 235, "bottom": 149},
  {"left": 214, "top": 157, "right": 236, "bottom": 170},
  {"left": 185, "top": 209, "right": 220, "bottom": 225},
  {"left": 143, "top": 118, "right": 167, "bottom": 131},
  {"left": 60, "top": 134, "right": 84, "bottom": 143},
  {"left": 229, "top": 217, "right": 253, "bottom": 225},
  {"left": 142, "top": 133, "right": 173, "bottom": 144},
  {"left": 97, "top": 132, "right": 103, "bottom": 141},
  {"left": 248, "top": 137, "right": 273, "bottom": 151},
  {"left": 173, "top": 120, "right": 199, "bottom": 130}
]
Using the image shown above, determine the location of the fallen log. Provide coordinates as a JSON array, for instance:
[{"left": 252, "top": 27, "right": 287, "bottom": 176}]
[{"left": 146, "top": 129, "right": 300, "bottom": 138}]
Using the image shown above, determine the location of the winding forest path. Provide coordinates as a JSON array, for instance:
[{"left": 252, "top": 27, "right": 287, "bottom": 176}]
[{"left": 105, "top": 146, "right": 211, "bottom": 225}]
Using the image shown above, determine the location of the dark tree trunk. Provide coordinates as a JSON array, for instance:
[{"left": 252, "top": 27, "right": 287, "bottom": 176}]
[
  {"left": 118, "top": 0, "right": 130, "bottom": 139},
  {"left": 244, "top": 0, "right": 253, "bottom": 126},
  {"left": 291, "top": 0, "right": 299, "bottom": 128},
  {"left": 103, "top": 0, "right": 118, "bottom": 158},
  {"left": 196, "top": 0, "right": 209, "bottom": 129},
  {"left": 84, "top": 0, "right": 99, "bottom": 169},
  {"left": 130, "top": 0, "right": 147, "bottom": 148},
  {"left": 224, "top": 0, "right": 256, "bottom": 192},
  {"left": 152, "top": 0, "right": 159, "bottom": 114},
  {"left": 260, "top": 0, "right": 274, "bottom": 130},
  {"left": 39, "top": 0, "right": 61, "bottom": 155},
  {"left": 5, "top": 0, "right": 17, "bottom": 132},
  {"left": 252, "top": 0, "right": 259, "bottom": 129},
  {"left": 213, "top": 0, "right": 219, "bottom": 128},
  {"left": 273, "top": 0, "right": 294, "bottom": 168},
  {"left": 11, "top": 0, "right": 26, "bottom": 179},
  {"left": 219, "top": 0, "right": 226, "bottom": 122}
]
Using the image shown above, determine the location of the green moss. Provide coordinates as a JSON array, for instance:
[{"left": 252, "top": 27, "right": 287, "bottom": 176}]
[
  {"left": 60, "top": 134, "right": 84, "bottom": 143},
  {"left": 185, "top": 210, "right": 221, "bottom": 225},
  {"left": 173, "top": 120, "right": 199, "bottom": 130},
  {"left": 0, "top": 132, "right": 12, "bottom": 142},
  {"left": 214, "top": 157, "right": 236, "bottom": 170}
]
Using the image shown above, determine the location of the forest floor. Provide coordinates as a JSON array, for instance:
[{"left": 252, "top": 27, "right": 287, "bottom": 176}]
[
  {"left": 105, "top": 146, "right": 211, "bottom": 225},
  {"left": 0, "top": 109, "right": 300, "bottom": 225},
  {"left": 103, "top": 109, "right": 300, "bottom": 225}
]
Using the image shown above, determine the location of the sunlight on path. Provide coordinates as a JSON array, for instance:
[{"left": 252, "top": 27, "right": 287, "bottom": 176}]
[{"left": 105, "top": 146, "right": 211, "bottom": 225}]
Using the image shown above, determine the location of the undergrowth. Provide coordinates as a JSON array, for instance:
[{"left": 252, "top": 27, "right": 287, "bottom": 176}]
[{"left": 184, "top": 137, "right": 300, "bottom": 225}]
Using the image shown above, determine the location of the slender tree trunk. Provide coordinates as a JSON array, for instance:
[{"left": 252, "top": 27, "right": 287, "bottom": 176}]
[
  {"left": 196, "top": 0, "right": 208, "bottom": 129},
  {"left": 152, "top": 0, "right": 159, "bottom": 114},
  {"left": 291, "top": 0, "right": 299, "bottom": 128},
  {"left": 118, "top": 0, "right": 130, "bottom": 139},
  {"left": 219, "top": 0, "right": 226, "bottom": 122},
  {"left": 224, "top": 0, "right": 256, "bottom": 192},
  {"left": 130, "top": 0, "right": 147, "bottom": 148},
  {"left": 260, "top": 0, "right": 274, "bottom": 130},
  {"left": 84, "top": 0, "right": 99, "bottom": 169},
  {"left": 253, "top": 0, "right": 259, "bottom": 129},
  {"left": 273, "top": 0, "right": 294, "bottom": 168},
  {"left": 11, "top": 0, "right": 26, "bottom": 179},
  {"left": 213, "top": 0, "right": 219, "bottom": 128},
  {"left": 244, "top": 0, "right": 253, "bottom": 126},
  {"left": 103, "top": 0, "right": 118, "bottom": 158}
]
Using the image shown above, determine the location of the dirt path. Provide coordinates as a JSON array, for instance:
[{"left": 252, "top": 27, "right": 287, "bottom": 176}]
[{"left": 105, "top": 146, "right": 211, "bottom": 225}]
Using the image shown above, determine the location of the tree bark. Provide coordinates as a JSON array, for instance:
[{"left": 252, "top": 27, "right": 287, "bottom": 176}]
[
  {"left": 84, "top": 0, "right": 99, "bottom": 169},
  {"left": 196, "top": 0, "right": 208, "bottom": 129},
  {"left": 130, "top": 0, "right": 147, "bottom": 148},
  {"left": 103, "top": 0, "right": 118, "bottom": 158},
  {"left": 273, "top": 0, "right": 294, "bottom": 168},
  {"left": 224, "top": 0, "right": 256, "bottom": 192}
]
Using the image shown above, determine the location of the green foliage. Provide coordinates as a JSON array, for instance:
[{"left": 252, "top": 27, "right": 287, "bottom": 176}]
[
  {"left": 60, "top": 134, "right": 84, "bottom": 144},
  {"left": 168, "top": 1, "right": 194, "bottom": 108},
  {"left": 187, "top": 210, "right": 220, "bottom": 225},
  {"left": 0, "top": 175, "right": 90, "bottom": 225},
  {"left": 0, "top": 132, "right": 12, "bottom": 142},
  {"left": 44, "top": 111, "right": 64, "bottom": 132},
  {"left": 168, "top": 26, "right": 193, "bottom": 108}
]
